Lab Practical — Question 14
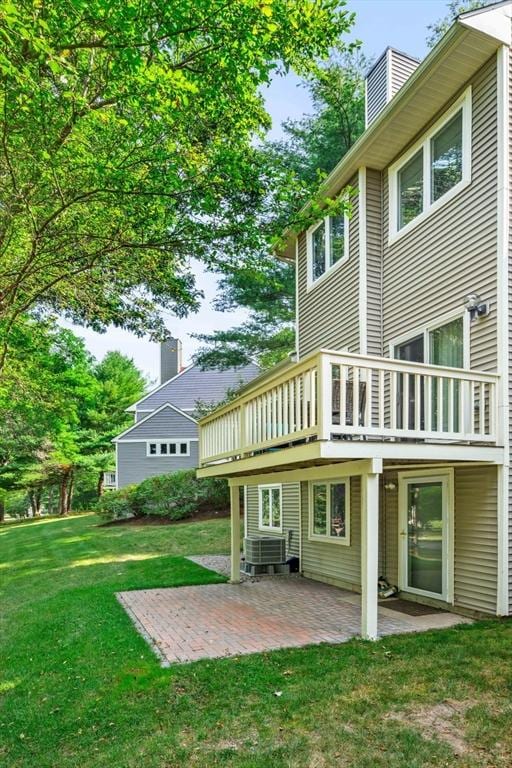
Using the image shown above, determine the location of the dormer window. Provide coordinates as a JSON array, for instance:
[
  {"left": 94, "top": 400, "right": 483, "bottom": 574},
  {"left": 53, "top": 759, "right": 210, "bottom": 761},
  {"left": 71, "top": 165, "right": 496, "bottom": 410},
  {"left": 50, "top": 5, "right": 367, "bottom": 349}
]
[
  {"left": 390, "top": 86, "right": 471, "bottom": 239},
  {"left": 307, "top": 213, "right": 349, "bottom": 288}
]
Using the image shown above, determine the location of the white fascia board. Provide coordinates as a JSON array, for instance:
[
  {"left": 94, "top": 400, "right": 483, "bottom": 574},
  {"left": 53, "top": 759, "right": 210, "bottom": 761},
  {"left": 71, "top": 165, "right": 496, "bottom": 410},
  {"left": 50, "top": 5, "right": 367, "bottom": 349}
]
[
  {"left": 460, "top": 2, "right": 512, "bottom": 45},
  {"left": 112, "top": 402, "right": 198, "bottom": 442}
]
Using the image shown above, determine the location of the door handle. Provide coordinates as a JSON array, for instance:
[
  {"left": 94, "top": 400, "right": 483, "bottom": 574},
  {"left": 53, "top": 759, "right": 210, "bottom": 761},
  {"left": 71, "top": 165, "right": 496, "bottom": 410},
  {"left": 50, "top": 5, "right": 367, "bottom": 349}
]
[{"left": 399, "top": 531, "right": 407, "bottom": 537}]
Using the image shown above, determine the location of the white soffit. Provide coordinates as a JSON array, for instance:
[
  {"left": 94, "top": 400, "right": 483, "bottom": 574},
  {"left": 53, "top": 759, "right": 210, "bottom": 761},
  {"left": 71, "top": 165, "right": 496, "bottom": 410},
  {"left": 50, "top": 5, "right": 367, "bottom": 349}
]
[{"left": 460, "top": 1, "right": 512, "bottom": 45}]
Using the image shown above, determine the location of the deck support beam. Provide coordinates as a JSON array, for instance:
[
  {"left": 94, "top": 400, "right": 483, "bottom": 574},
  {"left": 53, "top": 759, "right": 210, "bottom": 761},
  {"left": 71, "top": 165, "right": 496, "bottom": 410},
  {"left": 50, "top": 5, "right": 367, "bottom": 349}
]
[
  {"left": 361, "top": 470, "right": 380, "bottom": 641},
  {"left": 229, "top": 484, "right": 241, "bottom": 583}
]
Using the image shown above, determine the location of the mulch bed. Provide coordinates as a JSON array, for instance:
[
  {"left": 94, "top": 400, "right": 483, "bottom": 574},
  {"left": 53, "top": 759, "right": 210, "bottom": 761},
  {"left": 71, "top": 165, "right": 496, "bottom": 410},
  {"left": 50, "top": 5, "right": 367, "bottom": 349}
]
[{"left": 100, "top": 507, "right": 232, "bottom": 527}]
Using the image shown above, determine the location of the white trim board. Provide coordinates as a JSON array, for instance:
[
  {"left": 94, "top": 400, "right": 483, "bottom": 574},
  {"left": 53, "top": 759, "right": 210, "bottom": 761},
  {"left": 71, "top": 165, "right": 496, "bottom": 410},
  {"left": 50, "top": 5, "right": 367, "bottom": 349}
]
[
  {"left": 200, "top": 442, "right": 504, "bottom": 482},
  {"left": 389, "top": 307, "right": 470, "bottom": 369},
  {"left": 113, "top": 402, "right": 198, "bottom": 442},
  {"left": 146, "top": 439, "right": 191, "bottom": 458},
  {"left": 496, "top": 43, "right": 510, "bottom": 615},
  {"left": 117, "top": 438, "right": 198, "bottom": 444},
  {"left": 358, "top": 166, "right": 368, "bottom": 355},
  {"left": 388, "top": 86, "right": 472, "bottom": 242},
  {"left": 257, "top": 483, "right": 283, "bottom": 533},
  {"left": 398, "top": 468, "right": 455, "bottom": 604},
  {"left": 306, "top": 210, "right": 350, "bottom": 292},
  {"left": 307, "top": 477, "right": 351, "bottom": 546}
]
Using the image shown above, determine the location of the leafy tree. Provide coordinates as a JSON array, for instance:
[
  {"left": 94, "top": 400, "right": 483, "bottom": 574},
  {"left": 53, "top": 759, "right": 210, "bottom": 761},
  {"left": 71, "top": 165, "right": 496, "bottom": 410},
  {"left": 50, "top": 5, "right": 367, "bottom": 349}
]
[
  {"left": 426, "top": 1, "right": 494, "bottom": 48},
  {"left": 194, "top": 51, "right": 367, "bottom": 369},
  {"left": 81, "top": 351, "right": 147, "bottom": 495},
  {"left": 0, "top": 0, "right": 355, "bottom": 372},
  {"left": 0, "top": 318, "right": 146, "bottom": 515}
]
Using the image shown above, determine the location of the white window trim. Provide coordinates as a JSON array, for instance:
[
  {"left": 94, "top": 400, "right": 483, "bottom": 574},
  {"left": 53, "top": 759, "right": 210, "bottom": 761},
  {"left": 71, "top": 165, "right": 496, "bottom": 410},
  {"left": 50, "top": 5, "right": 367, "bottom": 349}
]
[
  {"left": 308, "top": 478, "right": 351, "bottom": 546},
  {"left": 146, "top": 440, "right": 191, "bottom": 457},
  {"left": 389, "top": 307, "right": 470, "bottom": 369},
  {"left": 258, "top": 483, "right": 283, "bottom": 532},
  {"left": 397, "top": 468, "right": 454, "bottom": 604},
  {"left": 388, "top": 86, "right": 472, "bottom": 243},
  {"left": 306, "top": 212, "right": 350, "bottom": 292}
]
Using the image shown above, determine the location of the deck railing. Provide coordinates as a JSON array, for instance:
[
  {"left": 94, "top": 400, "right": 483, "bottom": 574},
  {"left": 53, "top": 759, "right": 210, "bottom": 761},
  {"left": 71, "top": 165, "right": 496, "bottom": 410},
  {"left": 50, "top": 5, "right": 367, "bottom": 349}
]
[{"left": 199, "top": 350, "right": 500, "bottom": 466}]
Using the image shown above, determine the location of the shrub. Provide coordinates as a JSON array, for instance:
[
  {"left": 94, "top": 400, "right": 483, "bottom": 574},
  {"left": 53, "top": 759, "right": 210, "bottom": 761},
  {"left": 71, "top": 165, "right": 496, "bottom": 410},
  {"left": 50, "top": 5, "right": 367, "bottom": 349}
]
[
  {"left": 133, "top": 470, "right": 229, "bottom": 520},
  {"left": 94, "top": 485, "right": 138, "bottom": 522},
  {"left": 94, "top": 470, "right": 229, "bottom": 522}
]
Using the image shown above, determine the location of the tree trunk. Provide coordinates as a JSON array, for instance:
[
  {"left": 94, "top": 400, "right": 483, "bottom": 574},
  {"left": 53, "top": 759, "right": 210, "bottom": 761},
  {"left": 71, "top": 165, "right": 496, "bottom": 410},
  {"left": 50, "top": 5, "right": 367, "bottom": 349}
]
[
  {"left": 0, "top": 498, "right": 4, "bottom": 523},
  {"left": 28, "top": 490, "right": 39, "bottom": 517},
  {"left": 29, "top": 489, "right": 42, "bottom": 517},
  {"left": 97, "top": 471, "right": 104, "bottom": 498},
  {"left": 59, "top": 475, "right": 69, "bottom": 516},
  {"left": 47, "top": 486, "right": 53, "bottom": 516},
  {"left": 66, "top": 472, "right": 74, "bottom": 514}
]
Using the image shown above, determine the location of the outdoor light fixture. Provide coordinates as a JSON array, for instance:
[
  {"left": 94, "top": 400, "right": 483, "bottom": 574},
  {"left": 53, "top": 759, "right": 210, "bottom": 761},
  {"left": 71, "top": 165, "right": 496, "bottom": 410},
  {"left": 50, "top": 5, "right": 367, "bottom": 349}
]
[{"left": 464, "top": 293, "right": 489, "bottom": 320}]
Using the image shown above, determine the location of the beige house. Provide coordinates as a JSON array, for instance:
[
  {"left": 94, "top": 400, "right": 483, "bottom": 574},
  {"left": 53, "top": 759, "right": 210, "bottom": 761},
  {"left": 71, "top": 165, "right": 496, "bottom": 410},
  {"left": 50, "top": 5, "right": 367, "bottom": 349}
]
[{"left": 197, "top": 2, "right": 512, "bottom": 640}]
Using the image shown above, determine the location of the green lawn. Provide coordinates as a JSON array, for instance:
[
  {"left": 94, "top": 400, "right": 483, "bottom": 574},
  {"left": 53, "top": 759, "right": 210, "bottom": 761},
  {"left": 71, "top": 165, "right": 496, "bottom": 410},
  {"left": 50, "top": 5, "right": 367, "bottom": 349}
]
[{"left": 1, "top": 514, "right": 512, "bottom": 768}]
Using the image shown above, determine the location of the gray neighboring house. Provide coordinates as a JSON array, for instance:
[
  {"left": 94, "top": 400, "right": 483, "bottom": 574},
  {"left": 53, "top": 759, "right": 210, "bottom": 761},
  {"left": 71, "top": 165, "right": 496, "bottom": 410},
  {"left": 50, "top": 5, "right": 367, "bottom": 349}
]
[{"left": 113, "top": 338, "right": 260, "bottom": 488}]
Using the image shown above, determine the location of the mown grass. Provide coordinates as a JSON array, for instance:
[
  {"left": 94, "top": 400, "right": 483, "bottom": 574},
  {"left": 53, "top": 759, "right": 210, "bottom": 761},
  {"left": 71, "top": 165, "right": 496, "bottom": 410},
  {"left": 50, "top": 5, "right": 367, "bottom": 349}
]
[{"left": 1, "top": 513, "right": 512, "bottom": 767}]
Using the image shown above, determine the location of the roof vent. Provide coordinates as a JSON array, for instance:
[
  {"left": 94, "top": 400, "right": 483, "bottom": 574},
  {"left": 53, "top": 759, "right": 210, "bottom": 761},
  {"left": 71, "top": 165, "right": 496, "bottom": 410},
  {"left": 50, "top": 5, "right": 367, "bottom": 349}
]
[{"left": 365, "top": 47, "right": 420, "bottom": 128}]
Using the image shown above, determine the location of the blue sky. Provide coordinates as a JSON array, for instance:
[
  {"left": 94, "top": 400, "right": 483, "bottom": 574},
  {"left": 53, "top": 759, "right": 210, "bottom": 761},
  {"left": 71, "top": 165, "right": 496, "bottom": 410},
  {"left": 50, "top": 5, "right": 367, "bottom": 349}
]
[{"left": 68, "top": 0, "right": 451, "bottom": 382}]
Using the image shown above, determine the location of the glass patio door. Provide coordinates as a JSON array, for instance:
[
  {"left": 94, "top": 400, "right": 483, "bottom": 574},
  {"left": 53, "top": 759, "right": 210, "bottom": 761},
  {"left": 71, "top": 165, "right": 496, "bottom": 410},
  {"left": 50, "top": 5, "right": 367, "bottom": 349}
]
[
  {"left": 394, "top": 316, "right": 464, "bottom": 433},
  {"left": 429, "top": 317, "right": 464, "bottom": 431},
  {"left": 399, "top": 475, "right": 450, "bottom": 599},
  {"left": 395, "top": 334, "right": 424, "bottom": 430}
]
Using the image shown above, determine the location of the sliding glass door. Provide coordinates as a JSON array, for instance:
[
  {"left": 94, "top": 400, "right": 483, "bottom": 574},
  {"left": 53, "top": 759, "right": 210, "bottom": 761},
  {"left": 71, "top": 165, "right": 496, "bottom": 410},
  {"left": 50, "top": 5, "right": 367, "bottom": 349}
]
[{"left": 393, "top": 315, "right": 465, "bottom": 433}]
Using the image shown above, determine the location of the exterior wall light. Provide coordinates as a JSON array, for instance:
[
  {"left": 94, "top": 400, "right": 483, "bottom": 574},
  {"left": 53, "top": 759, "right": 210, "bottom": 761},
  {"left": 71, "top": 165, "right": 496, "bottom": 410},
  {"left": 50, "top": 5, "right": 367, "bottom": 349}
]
[{"left": 464, "top": 293, "right": 489, "bottom": 320}]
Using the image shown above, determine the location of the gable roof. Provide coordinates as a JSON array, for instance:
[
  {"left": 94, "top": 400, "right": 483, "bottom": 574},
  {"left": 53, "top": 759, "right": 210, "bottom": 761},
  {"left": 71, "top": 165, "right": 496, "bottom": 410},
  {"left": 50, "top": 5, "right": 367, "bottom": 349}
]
[
  {"left": 113, "top": 402, "right": 197, "bottom": 442},
  {"left": 127, "top": 361, "right": 261, "bottom": 413},
  {"left": 279, "top": 3, "right": 511, "bottom": 259}
]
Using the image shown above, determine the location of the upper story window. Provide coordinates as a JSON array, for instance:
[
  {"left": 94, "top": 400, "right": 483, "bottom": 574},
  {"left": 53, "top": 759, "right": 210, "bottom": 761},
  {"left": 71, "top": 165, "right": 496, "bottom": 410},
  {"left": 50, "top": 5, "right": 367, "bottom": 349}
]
[
  {"left": 390, "top": 86, "right": 471, "bottom": 239},
  {"left": 307, "top": 212, "right": 349, "bottom": 289},
  {"left": 147, "top": 441, "right": 190, "bottom": 457}
]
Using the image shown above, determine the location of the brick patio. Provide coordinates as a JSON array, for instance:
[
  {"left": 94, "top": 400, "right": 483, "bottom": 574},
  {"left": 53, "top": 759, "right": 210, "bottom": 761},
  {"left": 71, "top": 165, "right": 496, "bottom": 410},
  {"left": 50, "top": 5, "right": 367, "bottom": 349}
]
[{"left": 117, "top": 570, "right": 470, "bottom": 665}]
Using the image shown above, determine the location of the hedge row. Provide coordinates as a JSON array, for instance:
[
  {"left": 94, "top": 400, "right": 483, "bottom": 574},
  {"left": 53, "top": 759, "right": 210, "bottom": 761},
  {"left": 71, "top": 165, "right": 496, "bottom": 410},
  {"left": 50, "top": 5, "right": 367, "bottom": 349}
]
[{"left": 95, "top": 469, "right": 229, "bottom": 522}]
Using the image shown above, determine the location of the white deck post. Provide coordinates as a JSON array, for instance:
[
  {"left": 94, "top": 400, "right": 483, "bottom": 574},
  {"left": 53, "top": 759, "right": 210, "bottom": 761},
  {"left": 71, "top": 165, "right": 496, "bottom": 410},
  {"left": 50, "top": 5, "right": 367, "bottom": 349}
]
[
  {"left": 361, "top": 469, "right": 380, "bottom": 640},
  {"left": 229, "top": 482, "right": 241, "bottom": 583}
]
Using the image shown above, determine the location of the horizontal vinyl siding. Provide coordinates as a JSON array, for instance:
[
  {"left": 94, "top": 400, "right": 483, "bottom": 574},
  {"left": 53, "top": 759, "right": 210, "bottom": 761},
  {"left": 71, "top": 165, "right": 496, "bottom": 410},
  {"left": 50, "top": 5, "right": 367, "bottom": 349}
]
[
  {"left": 381, "top": 473, "right": 399, "bottom": 586},
  {"left": 382, "top": 55, "right": 498, "bottom": 373},
  {"left": 508, "top": 50, "right": 512, "bottom": 614},
  {"left": 245, "top": 483, "right": 300, "bottom": 557},
  {"left": 117, "top": 408, "right": 198, "bottom": 440},
  {"left": 454, "top": 466, "right": 497, "bottom": 614},
  {"left": 297, "top": 175, "right": 360, "bottom": 358},
  {"left": 366, "top": 168, "right": 383, "bottom": 356},
  {"left": 300, "top": 477, "right": 361, "bottom": 589},
  {"left": 117, "top": 442, "right": 199, "bottom": 488},
  {"left": 380, "top": 466, "right": 497, "bottom": 615}
]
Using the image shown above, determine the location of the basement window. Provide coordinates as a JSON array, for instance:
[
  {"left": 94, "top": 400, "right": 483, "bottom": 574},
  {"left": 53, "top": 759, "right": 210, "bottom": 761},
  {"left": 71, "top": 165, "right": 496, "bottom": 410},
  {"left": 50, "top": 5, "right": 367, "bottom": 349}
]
[
  {"left": 308, "top": 479, "right": 350, "bottom": 545},
  {"left": 306, "top": 212, "right": 349, "bottom": 288},
  {"left": 258, "top": 485, "right": 282, "bottom": 532},
  {"left": 389, "top": 86, "right": 471, "bottom": 239}
]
